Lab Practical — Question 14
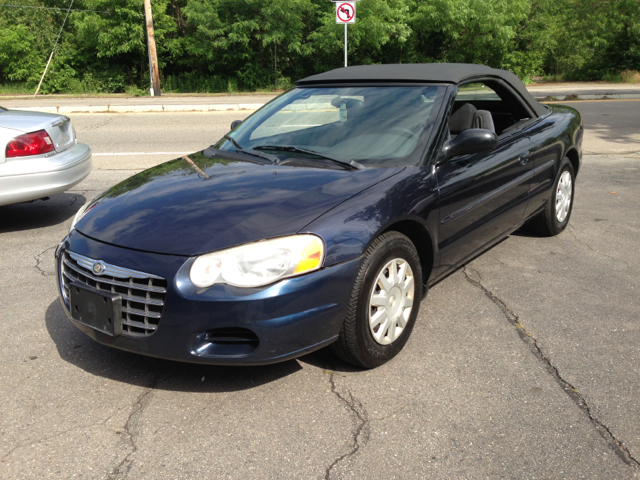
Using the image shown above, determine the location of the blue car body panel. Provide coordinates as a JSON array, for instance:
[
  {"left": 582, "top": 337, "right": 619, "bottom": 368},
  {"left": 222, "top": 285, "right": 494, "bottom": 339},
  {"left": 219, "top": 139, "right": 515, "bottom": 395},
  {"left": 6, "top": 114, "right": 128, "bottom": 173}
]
[
  {"left": 75, "top": 152, "right": 400, "bottom": 256},
  {"left": 57, "top": 230, "right": 360, "bottom": 365},
  {"left": 304, "top": 167, "right": 440, "bottom": 274}
]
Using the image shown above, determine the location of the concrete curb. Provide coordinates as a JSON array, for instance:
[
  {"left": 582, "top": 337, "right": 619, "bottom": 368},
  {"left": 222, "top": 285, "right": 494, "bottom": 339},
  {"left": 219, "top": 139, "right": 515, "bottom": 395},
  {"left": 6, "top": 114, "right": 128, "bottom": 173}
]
[
  {"left": 532, "top": 93, "right": 640, "bottom": 101},
  {"left": 6, "top": 94, "right": 640, "bottom": 114},
  {"left": 10, "top": 103, "right": 267, "bottom": 114}
]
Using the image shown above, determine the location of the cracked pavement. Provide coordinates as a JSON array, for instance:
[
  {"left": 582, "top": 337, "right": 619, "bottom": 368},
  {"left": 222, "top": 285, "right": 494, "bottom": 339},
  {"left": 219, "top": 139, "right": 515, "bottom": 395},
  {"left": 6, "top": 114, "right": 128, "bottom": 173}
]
[
  {"left": 1, "top": 105, "right": 639, "bottom": 478},
  {"left": 323, "top": 369, "right": 370, "bottom": 480},
  {"left": 463, "top": 265, "right": 639, "bottom": 467}
]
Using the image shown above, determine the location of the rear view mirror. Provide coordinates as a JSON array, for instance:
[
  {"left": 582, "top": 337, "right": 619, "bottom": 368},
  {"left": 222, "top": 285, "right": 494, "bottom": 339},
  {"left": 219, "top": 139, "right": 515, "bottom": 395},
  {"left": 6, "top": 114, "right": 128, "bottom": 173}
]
[
  {"left": 230, "top": 120, "right": 243, "bottom": 131},
  {"left": 330, "top": 97, "right": 364, "bottom": 110},
  {"left": 442, "top": 129, "right": 498, "bottom": 159}
]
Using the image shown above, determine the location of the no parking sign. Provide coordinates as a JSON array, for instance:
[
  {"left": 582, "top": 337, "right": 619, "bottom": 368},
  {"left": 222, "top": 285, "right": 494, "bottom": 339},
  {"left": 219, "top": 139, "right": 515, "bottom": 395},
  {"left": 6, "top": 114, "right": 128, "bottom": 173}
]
[{"left": 336, "top": 2, "right": 356, "bottom": 24}]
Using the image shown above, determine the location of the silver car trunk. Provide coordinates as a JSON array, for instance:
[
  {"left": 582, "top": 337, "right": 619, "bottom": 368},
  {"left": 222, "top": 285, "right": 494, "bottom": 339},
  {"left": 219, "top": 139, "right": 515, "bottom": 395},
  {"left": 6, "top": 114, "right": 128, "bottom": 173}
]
[{"left": 0, "top": 110, "right": 76, "bottom": 153}]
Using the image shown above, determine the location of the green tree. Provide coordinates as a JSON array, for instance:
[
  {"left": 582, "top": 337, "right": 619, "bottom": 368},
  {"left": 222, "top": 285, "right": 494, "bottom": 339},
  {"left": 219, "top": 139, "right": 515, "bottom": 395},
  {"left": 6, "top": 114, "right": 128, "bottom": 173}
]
[
  {"left": 0, "top": 0, "right": 67, "bottom": 86},
  {"left": 2, "top": 0, "right": 639, "bottom": 93},
  {"left": 552, "top": 0, "right": 640, "bottom": 78},
  {"left": 407, "top": 0, "right": 530, "bottom": 67},
  {"left": 180, "top": 0, "right": 318, "bottom": 89},
  {"left": 308, "top": 0, "right": 412, "bottom": 70}
]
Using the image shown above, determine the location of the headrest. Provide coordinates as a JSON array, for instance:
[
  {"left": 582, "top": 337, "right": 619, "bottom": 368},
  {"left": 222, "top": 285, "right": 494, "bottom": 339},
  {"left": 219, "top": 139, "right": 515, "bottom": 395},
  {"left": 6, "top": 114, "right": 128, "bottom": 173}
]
[{"left": 448, "top": 103, "right": 477, "bottom": 134}]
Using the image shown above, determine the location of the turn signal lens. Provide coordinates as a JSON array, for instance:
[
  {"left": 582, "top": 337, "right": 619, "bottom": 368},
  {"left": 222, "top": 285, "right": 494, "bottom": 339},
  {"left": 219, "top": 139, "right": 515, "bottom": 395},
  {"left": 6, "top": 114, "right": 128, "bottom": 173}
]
[
  {"left": 6, "top": 130, "right": 55, "bottom": 158},
  {"left": 189, "top": 235, "right": 325, "bottom": 289},
  {"left": 294, "top": 236, "right": 323, "bottom": 273}
]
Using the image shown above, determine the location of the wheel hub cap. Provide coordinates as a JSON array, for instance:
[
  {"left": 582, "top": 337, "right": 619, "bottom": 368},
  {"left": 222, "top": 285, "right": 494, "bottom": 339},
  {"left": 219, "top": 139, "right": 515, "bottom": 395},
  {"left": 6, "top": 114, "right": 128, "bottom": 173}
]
[
  {"left": 555, "top": 171, "right": 573, "bottom": 223},
  {"left": 368, "top": 259, "right": 415, "bottom": 346}
]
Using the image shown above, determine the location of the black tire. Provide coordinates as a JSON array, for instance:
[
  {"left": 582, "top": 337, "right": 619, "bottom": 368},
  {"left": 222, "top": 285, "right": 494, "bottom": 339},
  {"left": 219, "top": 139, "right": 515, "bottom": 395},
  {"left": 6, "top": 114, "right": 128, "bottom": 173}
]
[
  {"left": 528, "top": 158, "right": 575, "bottom": 236},
  {"left": 331, "top": 232, "right": 423, "bottom": 368}
]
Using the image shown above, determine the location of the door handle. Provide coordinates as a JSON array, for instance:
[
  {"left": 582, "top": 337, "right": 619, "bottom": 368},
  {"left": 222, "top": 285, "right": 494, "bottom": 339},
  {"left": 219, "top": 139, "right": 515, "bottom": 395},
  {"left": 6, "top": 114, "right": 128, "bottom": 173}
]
[{"left": 518, "top": 151, "right": 531, "bottom": 166}]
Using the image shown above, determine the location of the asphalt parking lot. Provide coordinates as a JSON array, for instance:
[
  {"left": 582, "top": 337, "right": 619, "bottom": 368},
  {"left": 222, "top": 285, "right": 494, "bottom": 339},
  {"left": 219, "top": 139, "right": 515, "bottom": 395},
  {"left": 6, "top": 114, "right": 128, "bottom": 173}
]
[{"left": 1, "top": 101, "right": 639, "bottom": 479}]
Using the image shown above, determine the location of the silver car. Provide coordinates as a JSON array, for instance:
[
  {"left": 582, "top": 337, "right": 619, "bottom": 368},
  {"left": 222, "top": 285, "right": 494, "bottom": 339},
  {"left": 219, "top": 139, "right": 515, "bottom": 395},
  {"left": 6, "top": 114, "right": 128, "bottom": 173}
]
[{"left": 0, "top": 107, "right": 92, "bottom": 206}]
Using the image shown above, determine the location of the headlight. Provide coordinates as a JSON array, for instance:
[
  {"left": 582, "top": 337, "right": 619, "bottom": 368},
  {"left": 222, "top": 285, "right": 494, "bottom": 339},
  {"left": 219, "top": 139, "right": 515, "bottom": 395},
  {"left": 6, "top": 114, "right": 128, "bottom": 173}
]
[
  {"left": 69, "top": 196, "right": 99, "bottom": 233},
  {"left": 190, "top": 235, "right": 325, "bottom": 288}
]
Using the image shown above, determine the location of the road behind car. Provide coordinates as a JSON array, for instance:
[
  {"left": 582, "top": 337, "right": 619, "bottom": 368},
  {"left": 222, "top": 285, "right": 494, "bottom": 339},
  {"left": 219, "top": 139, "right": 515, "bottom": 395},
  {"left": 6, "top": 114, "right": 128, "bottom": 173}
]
[{"left": 0, "top": 104, "right": 638, "bottom": 479}]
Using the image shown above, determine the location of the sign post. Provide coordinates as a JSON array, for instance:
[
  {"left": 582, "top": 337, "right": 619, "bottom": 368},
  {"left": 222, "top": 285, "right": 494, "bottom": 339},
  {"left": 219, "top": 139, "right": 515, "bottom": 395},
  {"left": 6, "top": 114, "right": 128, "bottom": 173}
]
[{"left": 335, "top": 1, "right": 356, "bottom": 68}]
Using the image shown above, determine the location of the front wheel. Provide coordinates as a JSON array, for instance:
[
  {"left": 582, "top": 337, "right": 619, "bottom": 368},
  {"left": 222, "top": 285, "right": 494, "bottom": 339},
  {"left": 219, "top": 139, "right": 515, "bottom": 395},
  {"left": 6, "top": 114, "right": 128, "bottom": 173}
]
[
  {"left": 331, "top": 232, "right": 423, "bottom": 368},
  {"left": 528, "top": 158, "right": 575, "bottom": 236}
]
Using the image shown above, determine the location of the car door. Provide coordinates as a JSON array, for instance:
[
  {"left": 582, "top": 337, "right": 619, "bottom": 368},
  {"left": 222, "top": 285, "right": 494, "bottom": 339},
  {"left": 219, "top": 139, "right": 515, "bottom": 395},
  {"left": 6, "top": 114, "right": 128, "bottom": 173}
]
[{"left": 435, "top": 84, "right": 534, "bottom": 274}]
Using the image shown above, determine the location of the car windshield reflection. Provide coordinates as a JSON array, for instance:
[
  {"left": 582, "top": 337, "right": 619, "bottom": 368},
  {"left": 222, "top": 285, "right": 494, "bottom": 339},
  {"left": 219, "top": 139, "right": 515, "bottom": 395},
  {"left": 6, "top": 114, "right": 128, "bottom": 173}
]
[{"left": 219, "top": 86, "right": 447, "bottom": 167}]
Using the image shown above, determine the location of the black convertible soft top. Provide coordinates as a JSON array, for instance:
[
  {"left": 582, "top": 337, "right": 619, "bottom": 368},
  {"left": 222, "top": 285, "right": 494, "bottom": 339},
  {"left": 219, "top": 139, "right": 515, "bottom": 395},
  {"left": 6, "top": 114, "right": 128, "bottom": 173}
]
[{"left": 297, "top": 63, "right": 546, "bottom": 117}]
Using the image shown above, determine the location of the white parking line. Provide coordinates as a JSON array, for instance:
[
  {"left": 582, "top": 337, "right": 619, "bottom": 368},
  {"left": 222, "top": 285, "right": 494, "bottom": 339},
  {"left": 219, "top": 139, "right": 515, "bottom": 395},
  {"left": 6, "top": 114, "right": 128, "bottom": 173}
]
[{"left": 92, "top": 151, "right": 194, "bottom": 156}]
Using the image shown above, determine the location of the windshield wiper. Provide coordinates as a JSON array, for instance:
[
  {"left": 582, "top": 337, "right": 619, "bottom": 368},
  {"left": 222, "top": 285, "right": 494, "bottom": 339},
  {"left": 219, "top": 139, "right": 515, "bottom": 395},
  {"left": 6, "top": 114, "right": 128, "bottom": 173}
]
[
  {"left": 223, "top": 134, "right": 278, "bottom": 164},
  {"left": 253, "top": 145, "right": 366, "bottom": 170}
]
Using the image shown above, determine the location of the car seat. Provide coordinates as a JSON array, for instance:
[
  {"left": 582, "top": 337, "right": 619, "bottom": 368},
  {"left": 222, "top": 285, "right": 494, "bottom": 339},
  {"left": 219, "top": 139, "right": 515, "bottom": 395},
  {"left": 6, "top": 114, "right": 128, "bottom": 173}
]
[{"left": 448, "top": 103, "right": 496, "bottom": 138}]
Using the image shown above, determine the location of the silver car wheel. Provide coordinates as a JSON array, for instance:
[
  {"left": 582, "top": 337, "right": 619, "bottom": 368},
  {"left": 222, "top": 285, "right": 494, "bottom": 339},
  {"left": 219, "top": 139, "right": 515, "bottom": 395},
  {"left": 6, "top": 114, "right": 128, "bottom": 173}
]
[
  {"left": 555, "top": 171, "right": 573, "bottom": 223},
  {"left": 368, "top": 258, "right": 415, "bottom": 345}
]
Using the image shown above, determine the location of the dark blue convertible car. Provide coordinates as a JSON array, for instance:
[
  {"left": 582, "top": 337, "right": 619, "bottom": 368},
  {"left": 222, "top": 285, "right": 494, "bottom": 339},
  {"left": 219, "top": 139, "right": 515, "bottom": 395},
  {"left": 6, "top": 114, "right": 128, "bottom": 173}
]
[{"left": 55, "top": 64, "right": 583, "bottom": 368}]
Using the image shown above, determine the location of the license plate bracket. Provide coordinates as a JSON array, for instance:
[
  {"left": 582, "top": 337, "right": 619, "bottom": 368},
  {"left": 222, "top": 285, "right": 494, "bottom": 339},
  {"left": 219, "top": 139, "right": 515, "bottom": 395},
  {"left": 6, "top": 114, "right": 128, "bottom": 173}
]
[{"left": 69, "top": 281, "right": 122, "bottom": 336}]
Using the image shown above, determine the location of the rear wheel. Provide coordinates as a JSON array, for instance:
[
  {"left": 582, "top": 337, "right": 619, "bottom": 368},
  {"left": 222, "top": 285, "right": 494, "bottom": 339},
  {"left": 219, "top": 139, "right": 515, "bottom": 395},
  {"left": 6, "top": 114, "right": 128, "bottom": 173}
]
[
  {"left": 528, "top": 158, "right": 575, "bottom": 236},
  {"left": 331, "top": 232, "right": 423, "bottom": 368}
]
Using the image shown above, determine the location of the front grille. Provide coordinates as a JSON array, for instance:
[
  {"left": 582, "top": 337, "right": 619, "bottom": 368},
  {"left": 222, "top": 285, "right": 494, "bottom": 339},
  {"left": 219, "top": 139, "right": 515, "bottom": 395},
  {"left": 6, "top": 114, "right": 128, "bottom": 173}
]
[{"left": 60, "top": 250, "right": 167, "bottom": 337}]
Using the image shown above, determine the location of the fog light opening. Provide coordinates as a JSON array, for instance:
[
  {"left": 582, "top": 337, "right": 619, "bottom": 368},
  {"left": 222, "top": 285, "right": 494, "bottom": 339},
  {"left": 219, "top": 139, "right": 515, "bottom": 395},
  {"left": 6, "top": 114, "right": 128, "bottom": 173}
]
[{"left": 193, "top": 328, "right": 259, "bottom": 357}]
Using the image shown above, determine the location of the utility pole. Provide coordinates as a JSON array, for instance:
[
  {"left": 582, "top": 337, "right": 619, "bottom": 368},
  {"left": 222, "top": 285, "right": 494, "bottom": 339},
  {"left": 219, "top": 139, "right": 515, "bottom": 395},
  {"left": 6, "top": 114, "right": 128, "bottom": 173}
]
[{"left": 143, "top": 0, "right": 161, "bottom": 96}]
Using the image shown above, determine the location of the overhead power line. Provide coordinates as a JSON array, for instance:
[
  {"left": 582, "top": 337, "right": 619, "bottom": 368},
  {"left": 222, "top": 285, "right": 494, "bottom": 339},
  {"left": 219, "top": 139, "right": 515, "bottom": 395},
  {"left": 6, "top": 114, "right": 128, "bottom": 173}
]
[
  {"left": 0, "top": 4, "right": 111, "bottom": 13},
  {"left": 33, "top": 0, "right": 74, "bottom": 97}
]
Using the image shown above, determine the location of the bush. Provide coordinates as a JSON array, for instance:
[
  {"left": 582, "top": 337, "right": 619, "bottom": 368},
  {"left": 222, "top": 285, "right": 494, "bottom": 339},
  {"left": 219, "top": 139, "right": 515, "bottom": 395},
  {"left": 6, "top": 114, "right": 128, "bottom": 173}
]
[
  {"left": 163, "top": 74, "right": 228, "bottom": 93},
  {"left": 620, "top": 70, "right": 640, "bottom": 83}
]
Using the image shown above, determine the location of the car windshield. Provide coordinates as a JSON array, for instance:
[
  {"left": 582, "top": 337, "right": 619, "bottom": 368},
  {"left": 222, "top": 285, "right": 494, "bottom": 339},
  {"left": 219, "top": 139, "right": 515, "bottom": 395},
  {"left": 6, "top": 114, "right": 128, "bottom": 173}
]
[{"left": 218, "top": 86, "right": 447, "bottom": 167}]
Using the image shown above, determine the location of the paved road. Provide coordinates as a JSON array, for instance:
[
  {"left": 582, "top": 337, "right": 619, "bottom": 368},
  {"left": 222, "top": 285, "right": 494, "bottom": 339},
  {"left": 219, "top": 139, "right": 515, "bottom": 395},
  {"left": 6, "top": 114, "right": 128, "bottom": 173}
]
[
  {"left": 67, "top": 99, "right": 640, "bottom": 170},
  {"left": 567, "top": 100, "right": 640, "bottom": 155},
  {"left": 1, "top": 101, "right": 639, "bottom": 479},
  {"left": 0, "top": 93, "right": 279, "bottom": 108},
  {"left": 2, "top": 82, "right": 639, "bottom": 109}
]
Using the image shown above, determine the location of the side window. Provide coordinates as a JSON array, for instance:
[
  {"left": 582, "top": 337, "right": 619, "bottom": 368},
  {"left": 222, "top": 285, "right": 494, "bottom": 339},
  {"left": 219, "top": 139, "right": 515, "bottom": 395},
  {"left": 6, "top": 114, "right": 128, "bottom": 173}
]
[
  {"left": 451, "top": 82, "right": 531, "bottom": 137},
  {"left": 455, "top": 83, "right": 501, "bottom": 102}
]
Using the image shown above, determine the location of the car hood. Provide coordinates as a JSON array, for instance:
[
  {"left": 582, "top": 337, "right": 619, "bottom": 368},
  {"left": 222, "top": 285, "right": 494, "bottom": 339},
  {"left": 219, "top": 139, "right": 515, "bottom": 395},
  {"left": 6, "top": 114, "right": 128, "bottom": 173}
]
[{"left": 76, "top": 150, "right": 402, "bottom": 256}]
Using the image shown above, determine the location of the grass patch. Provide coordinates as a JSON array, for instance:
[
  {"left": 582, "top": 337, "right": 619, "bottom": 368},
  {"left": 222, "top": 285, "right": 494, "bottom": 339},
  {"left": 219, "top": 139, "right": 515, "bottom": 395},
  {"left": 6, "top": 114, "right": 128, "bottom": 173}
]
[
  {"left": 620, "top": 70, "right": 640, "bottom": 84},
  {"left": 124, "top": 85, "right": 147, "bottom": 97},
  {"left": 0, "top": 83, "right": 33, "bottom": 95},
  {"left": 1, "top": 75, "right": 292, "bottom": 96},
  {"left": 163, "top": 73, "right": 291, "bottom": 94}
]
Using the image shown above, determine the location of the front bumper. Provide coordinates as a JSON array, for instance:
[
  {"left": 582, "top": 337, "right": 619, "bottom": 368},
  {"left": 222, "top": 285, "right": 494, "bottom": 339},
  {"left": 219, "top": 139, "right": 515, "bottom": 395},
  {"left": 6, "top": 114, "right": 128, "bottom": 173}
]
[
  {"left": 0, "top": 142, "right": 92, "bottom": 206},
  {"left": 55, "top": 230, "right": 360, "bottom": 365}
]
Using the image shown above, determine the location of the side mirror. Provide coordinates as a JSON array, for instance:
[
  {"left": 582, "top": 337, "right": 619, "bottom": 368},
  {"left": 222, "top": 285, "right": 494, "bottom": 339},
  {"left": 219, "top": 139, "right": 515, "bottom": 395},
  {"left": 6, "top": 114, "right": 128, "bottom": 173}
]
[
  {"left": 230, "top": 120, "right": 243, "bottom": 131},
  {"left": 436, "top": 128, "right": 498, "bottom": 163},
  {"left": 441, "top": 129, "right": 498, "bottom": 161}
]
